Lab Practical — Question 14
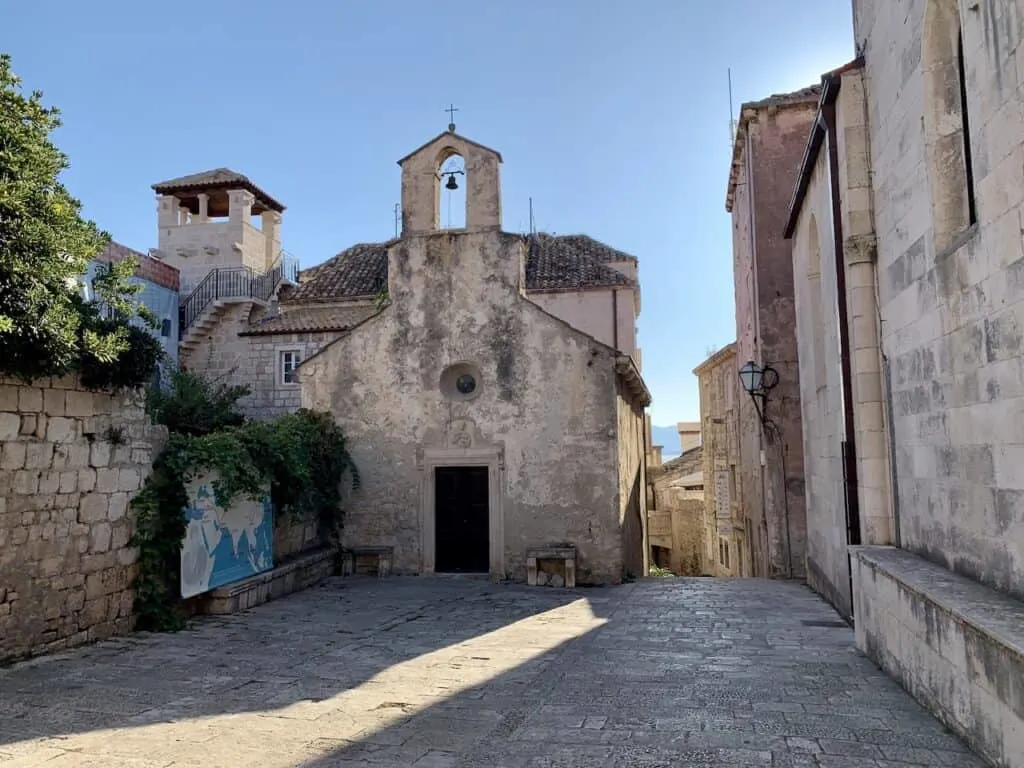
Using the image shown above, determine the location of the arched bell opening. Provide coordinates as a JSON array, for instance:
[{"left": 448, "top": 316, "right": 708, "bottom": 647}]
[{"left": 436, "top": 150, "right": 466, "bottom": 230}]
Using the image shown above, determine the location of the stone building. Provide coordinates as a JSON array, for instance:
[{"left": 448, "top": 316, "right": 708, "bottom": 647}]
[
  {"left": 725, "top": 90, "right": 817, "bottom": 579},
  {"left": 300, "top": 127, "right": 651, "bottom": 584},
  {"left": 783, "top": 59, "right": 887, "bottom": 619},
  {"left": 150, "top": 126, "right": 651, "bottom": 584},
  {"left": 783, "top": 1, "right": 1024, "bottom": 762},
  {"left": 647, "top": 445, "right": 704, "bottom": 575},
  {"left": 694, "top": 343, "right": 748, "bottom": 577}
]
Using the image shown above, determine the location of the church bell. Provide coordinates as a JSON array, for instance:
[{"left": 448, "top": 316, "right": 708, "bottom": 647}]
[{"left": 445, "top": 173, "right": 459, "bottom": 191}]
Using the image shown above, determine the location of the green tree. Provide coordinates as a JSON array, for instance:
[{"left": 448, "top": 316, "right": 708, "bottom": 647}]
[{"left": 0, "top": 53, "right": 155, "bottom": 383}]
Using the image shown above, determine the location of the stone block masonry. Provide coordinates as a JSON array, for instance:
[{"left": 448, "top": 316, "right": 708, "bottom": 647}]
[{"left": 0, "top": 375, "right": 166, "bottom": 663}]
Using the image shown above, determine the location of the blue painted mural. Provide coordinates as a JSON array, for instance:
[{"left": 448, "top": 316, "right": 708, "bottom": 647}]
[{"left": 180, "top": 476, "right": 274, "bottom": 598}]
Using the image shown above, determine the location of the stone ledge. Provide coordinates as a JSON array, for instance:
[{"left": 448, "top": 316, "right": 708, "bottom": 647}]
[
  {"left": 850, "top": 545, "right": 1024, "bottom": 767},
  {"left": 196, "top": 545, "right": 338, "bottom": 615}
]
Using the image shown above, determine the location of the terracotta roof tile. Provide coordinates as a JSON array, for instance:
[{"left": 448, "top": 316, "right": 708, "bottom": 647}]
[
  {"left": 289, "top": 234, "right": 636, "bottom": 301},
  {"left": 241, "top": 304, "right": 377, "bottom": 336},
  {"left": 151, "top": 167, "right": 285, "bottom": 213},
  {"left": 525, "top": 234, "right": 634, "bottom": 291},
  {"left": 93, "top": 240, "right": 180, "bottom": 292},
  {"left": 291, "top": 243, "right": 390, "bottom": 300},
  {"left": 536, "top": 234, "right": 637, "bottom": 264}
]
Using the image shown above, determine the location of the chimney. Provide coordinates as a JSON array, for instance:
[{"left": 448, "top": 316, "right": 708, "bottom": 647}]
[{"left": 677, "top": 421, "right": 701, "bottom": 452}]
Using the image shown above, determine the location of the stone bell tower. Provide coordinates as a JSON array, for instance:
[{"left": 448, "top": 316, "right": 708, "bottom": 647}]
[
  {"left": 151, "top": 169, "right": 286, "bottom": 293},
  {"left": 397, "top": 121, "right": 503, "bottom": 235}
]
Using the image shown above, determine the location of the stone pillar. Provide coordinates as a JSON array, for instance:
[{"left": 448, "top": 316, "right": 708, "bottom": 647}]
[
  {"left": 179, "top": 205, "right": 191, "bottom": 225},
  {"left": 262, "top": 210, "right": 281, "bottom": 272},
  {"left": 197, "top": 193, "right": 209, "bottom": 222},
  {"left": 228, "top": 189, "right": 255, "bottom": 226},
  {"left": 157, "top": 195, "right": 180, "bottom": 228},
  {"left": 846, "top": 241, "right": 892, "bottom": 546}
]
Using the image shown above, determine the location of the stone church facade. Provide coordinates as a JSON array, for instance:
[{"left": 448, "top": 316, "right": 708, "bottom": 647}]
[{"left": 151, "top": 127, "right": 650, "bottom": 585}]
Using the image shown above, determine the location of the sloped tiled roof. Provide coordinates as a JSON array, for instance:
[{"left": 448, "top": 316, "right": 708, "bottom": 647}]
[
  {"left": 650, "top": 445, "right": 704, "bottom": 483},
  {"left": 525, "top": 234, "right": 634, "bottom": 292},
  {"left": 536, "top": 234, "right": 637, "bottom": 264},
  {"left": 288, "top": 234, "right": 636, "bottom": 301},
  {"left": 291, "top": 243, "right": 392, "bottom": 300},
  {"left": 151, "top": 167, "right": 285, "bottom": 213},
  {"left": 241, "top": 304, "right": 377, "bottom": 336},
  {"left": 93, "top": 240, "right": 180, "bottom": 292}
]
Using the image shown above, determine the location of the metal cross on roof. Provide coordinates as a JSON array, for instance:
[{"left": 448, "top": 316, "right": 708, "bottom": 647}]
[{"left": 446, "top": 104, "right": 459, "bottom": 132}]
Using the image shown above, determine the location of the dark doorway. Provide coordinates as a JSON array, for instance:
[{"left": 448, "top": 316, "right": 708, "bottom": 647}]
[{"left": 435, "top": 466, "right": 489, "bottom": 573}]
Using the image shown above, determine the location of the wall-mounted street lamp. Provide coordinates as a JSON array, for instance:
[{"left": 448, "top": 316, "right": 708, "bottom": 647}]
[{"left": 738, "top": 359, "right": 779, "bottom": 425}]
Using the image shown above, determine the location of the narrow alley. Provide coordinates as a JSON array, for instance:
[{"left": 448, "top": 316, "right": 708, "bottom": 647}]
[{"left": 0, "top": 577, "right": 980, "bottom": 767}]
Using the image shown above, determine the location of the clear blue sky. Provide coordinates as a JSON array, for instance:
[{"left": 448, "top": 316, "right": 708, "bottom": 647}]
[{"left": 4, "top": 0, "right": 854, "bottom": 424}]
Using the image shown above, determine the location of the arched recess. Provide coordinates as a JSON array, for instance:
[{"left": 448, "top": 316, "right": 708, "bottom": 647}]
[
  {"left": 435, "top": 148, "right": 466, "bottom": 229},
  {"left": 923, "top": 0, "right": 977, "bottom": 251},
  {"left": 807, "top": 214, "right": 826, "bottom": 393}
]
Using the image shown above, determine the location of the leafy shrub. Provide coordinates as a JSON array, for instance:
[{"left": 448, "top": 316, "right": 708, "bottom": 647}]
[
  {"left": 133, "top": 374, "right": 359, "bottom": 630},
  {"left": 145, "top": 369, "right": 249, "bottom": 436},
  {"left": 0, "top": 53, "right": 159, "bottom": 389}
]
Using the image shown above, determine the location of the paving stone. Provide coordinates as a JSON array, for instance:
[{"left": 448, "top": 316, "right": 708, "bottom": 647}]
[{"left": 0, "top": 577, "right": 988, "bottom": 767}]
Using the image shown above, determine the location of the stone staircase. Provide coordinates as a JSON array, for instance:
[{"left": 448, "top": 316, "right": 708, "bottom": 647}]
[{"left": 178, "top": 259, "right": 296, "bottom": 354}]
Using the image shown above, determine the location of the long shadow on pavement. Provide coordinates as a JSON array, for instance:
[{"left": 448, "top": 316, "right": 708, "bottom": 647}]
[{"left": 0, "top": 575, "right": 609, "bottom": 761}]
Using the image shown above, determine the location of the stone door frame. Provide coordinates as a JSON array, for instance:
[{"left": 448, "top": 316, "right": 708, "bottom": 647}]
[{"left": 419, "top": 446, "right": 504, "bottom": 579}]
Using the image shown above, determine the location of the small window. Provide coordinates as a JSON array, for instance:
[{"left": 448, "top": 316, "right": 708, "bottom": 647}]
[
  {"left": 160, "top": 318, "right": 172, "bottom": 338},
  {"left": 280, "top": 350, "right": 302, "bottom": 385},
  {"left": 439, "top": 361, "right": 483, "bottom": 402}
]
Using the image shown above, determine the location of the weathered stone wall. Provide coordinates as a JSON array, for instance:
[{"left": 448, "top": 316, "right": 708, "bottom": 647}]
[
  {"left": 853, "top": 0, "right": 1024, "bottom": 598},
  {"left": 648, "top": 448, "right": 705, "bottom": 576},
  {"left": 156, "top": 193, "right": 273, "bottom": 292},
  {"left": 273, "top": 515, "right": 319, "bottom": 562},
  {"left": 400, "top": 131, "right": 502, "bottom": 233},
  {"left": 789, "top": 66, "right": 893, "bottom": 619},
  {"left": 851, "top": 546, "right": 1024, "bottom": 767},
  {"left": 0, "top": 376, "right": 165, "bottom": 663},
  {"left": 302, "top": 230, "right": 626, "bottom": 584},
  {"left": 790, "top": 136, "right": 853, "bottom": 615},
  {"left": 730, "top": 99, "right": 816, "bottom": 579},
  {"left": 181, "top": 304, "right": 343, "bottom": 420},
  {"left": 528, "top": 287, "right": 639, "bottom": 362},
  {"left": 616, "top": 387, "right": 648, "bottom": 580},
  {"left": 695, "top": 344, "right": 747, "bottom": 577}
]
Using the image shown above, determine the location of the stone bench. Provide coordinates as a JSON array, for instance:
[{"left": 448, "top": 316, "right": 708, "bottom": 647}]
[
  {"left": 850, "top": 546, "right": 1024, "bottom": 766},
  {"left": 341, "top": 546, "right": 394, "bottom": 578},
  {"left": 526, "top": 546, "right": 576, "bottom": 588},
  {"left": 197, "top": 545, "right": 337, "bottom": 615}
]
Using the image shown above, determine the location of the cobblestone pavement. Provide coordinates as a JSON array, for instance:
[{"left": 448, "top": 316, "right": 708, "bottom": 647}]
[{"left": 0, "top": 576, "right": 984, "bottom": 767}]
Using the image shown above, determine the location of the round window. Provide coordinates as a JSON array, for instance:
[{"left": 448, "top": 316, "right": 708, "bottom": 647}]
[{"left": 440, "top": 362, "right": 483, "bottom": 402}]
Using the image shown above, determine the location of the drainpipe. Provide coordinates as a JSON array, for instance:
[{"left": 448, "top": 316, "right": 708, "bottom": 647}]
[
  {"left": 823, "top": 80, "right": 862, "bottom": 550},
  {"left": 612, "top": 289, "right": 619, "bottom": 350}
]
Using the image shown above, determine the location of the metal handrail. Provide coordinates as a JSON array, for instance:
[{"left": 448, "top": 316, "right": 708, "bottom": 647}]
[
  {"left": 179, "top": 249, "right": 301, "bottom": 332},
  {"left": 179, "top": 265, "right": 268, "bottom": 331}
]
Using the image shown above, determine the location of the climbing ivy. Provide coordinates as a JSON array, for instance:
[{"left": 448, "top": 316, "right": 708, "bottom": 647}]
[{"left": 131, "top": 373, "right": 359, "bottom": 631}]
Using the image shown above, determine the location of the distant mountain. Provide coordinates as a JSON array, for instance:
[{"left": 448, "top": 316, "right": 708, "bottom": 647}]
[{"left": 651, "top": 425, "right": 680, "bottom": 458}]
